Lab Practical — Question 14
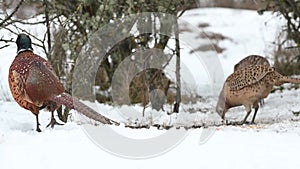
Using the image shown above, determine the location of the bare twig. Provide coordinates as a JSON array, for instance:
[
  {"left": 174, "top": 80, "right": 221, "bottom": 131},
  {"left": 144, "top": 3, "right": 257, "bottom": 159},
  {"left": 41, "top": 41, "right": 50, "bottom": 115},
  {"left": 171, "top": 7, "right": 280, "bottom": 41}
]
[
  {"left": 0, "top": 37, "right": 14, "bottom": 43},
  {"left": 4, "top": 19, "right": 45, "bottom": 26},
  {"left": 0, "top": 44, "right": 10, "bottom": 50},
  {"left": 286, "top": 0, "right": 300, "bottom": 18},
  {"left": 177, "top": 8, "right": 187, "bottom": 18},
  {"left": 44, "top": 0, "right": 52, "bottom": 60},
  {"left": 0, "top": 0, "right": 25, "bottom": 27},
  {"left": 0, "top": 36, "right": 14, "bottom": 49}
]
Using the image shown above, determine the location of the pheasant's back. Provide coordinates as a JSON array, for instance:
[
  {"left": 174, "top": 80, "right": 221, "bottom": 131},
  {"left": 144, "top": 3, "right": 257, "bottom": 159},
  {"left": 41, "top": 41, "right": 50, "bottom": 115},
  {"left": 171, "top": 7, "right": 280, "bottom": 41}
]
[
  {"left": 227, "top": 65, "right": 274, "bottom": 91},
  {"left": 234, "top": 55, "right": 270, "bottom": 71},
  {"left": 9, "top": 51, "right": 64, "bottom": 106}
]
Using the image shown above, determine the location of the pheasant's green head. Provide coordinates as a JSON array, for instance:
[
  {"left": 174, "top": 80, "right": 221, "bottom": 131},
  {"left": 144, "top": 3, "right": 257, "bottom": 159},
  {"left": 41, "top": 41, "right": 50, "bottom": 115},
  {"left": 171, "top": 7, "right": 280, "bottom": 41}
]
[{"left": 16, "top": 34, "right": 33, "bottom": 54}]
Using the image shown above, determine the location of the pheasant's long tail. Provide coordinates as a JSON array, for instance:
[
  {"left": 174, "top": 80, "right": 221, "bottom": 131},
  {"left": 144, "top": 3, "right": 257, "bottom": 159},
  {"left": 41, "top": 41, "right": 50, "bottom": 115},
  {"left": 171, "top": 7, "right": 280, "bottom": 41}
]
[
  {"left": 279, "top": 76, "right": 300, "bottom": 85},
  {"left": 51, "top": 92, "right": 119, "bottom": 125}
]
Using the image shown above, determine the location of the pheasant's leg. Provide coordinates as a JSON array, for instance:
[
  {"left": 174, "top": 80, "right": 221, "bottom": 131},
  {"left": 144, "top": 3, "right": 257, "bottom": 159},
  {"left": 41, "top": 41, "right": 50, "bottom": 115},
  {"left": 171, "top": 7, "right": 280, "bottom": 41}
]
[
  {"left": 221, "top": 113, "right": 227, "bottom": 125},
  {"left": 241, "top": 111, "right": 251, "bottom": 124},
  {"left": 46, "top": 111, "right": 63, "bottom": 128},
  {"left": 259, "top": 99, "right": 264, "bottom": 107},
  {"left": 241, "top": 103, "right": 254, "bottom": 124},
  {"left": 251, "top": 105, "right": 259, "bottom": 124},
  {"left": 242, "top": 105, "right": 252, "bottom": 124},
  {"left": 35, "top": 114, "right": 42, "bottom": 132}
]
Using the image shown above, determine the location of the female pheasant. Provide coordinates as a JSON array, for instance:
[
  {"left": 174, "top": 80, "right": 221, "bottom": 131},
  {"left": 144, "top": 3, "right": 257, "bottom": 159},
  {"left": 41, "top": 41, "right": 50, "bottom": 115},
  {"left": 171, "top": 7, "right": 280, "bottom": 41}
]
[
  {"left": 9, "top": 34, "right": 117, "bottom": 132},
  {"left": 234, "top": 55, "right": 271, "bottom": 106},
  {"left": 216, "top": 65, "right": 300, "bottom": 124}
]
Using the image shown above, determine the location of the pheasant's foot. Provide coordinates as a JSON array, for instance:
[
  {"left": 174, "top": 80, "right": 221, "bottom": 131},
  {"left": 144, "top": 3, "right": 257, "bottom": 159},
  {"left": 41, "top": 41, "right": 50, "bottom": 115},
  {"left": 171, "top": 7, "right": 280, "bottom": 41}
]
[
  {"left": 46, "top": 117, "right": 64, "bottom": 128},
  {"left": 36, "top": 126, "right": 42, "bottom": 132},
  {"left": 35, "top": 115, "right": 42, "bottom": 132}
]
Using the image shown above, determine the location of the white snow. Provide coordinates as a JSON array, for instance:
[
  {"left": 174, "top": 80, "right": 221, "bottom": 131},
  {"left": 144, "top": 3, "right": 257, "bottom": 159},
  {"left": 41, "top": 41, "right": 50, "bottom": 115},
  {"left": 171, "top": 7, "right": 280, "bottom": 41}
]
[{"left": 1, "top": 8, "right": 300, "bottom": 169}]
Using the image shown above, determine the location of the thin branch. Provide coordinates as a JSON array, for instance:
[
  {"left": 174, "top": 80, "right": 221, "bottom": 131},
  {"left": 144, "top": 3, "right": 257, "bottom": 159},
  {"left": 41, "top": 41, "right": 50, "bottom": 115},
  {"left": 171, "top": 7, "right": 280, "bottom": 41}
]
[
  {"left": 286, "top": 0, "right": 300, "bottom": 18},
  {"left": 177, "top": 9, "right": 186, "bottom": 18},
  {"left": 44, "top": 0, "right": 52, "bottom": 60},
  {"left": 1, "top": 26, "right": 19, "bottom": 38},
  {"left": 0, "top": 37, "right": 14, "bottom": 50},
  {"left": 0, "top": 37, "right": 14, "bottom": 43},
  {"left": 0, "top": 44, "right": 10, "bottom": 50},
  {"left": 14, "top": 27, "right": 45, "bottom": 46},
  {"left": 0, "top": 0, "right": 25, "bottom": 27},
  {"left": 0, "top": 32, "right": 44, "bottom": 49},
  {"left": 4, "top": 19, "right": 46, "bottom": 26}
]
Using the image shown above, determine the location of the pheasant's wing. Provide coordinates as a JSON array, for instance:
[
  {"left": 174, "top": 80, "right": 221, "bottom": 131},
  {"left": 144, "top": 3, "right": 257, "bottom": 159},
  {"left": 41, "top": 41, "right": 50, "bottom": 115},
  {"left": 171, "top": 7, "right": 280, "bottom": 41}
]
[
  {"left": 25, "top": 59, "right": 64, "bottom": 104},
  {"left": 32, "top": 53, "right": 56, "bottom": 72},
  {"left": 227, "top": 65, "right": 274, "bottom": 91},
  {"left": 9, "top": 69, "right": 31, "bottom": 102},
  {"left": 234, "top": 55, "right": 270, "bottom": 71}
]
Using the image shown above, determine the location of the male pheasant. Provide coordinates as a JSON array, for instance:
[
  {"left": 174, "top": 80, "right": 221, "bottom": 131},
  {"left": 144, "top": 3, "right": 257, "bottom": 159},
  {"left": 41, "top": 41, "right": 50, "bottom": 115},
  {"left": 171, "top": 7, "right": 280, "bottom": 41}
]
[
  {"left": 9, "top": 34, "right": 117, "bottom": 132},
  {"left": 216, "top": 65, "right": 300, "bottom": 124}
]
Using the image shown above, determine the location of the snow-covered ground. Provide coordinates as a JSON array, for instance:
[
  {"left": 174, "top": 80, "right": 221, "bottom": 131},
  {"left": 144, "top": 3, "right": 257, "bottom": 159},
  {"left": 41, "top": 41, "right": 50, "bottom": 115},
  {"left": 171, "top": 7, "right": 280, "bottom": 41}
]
[{"left": 1, "top": 8, "right": 300, "bottom": 169}]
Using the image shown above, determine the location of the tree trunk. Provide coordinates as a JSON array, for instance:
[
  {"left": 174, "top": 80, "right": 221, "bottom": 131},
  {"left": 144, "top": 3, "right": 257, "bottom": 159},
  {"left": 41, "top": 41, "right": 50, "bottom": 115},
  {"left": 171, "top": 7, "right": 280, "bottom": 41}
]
[{"left": 173, "top": 18, "right": 181, "bottom": 113}]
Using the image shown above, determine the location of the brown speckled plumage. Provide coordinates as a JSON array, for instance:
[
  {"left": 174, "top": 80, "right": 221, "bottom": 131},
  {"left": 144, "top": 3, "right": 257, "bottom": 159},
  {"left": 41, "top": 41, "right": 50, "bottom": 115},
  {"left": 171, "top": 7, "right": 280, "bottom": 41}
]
[
  {"left": 216, "top": 65, "right": 300, "bottom": 124},
  {"left": 234, "top": 55, "right": 270, "bottom": 71},
  {"left": 234, "top": 55, "right": 271, "bottom": 106}
]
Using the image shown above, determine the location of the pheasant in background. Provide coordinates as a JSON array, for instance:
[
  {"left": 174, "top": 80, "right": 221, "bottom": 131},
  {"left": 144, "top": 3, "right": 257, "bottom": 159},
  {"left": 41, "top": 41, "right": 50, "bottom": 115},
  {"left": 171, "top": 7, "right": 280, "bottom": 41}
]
[
  {"left": 9, "top": 34, "right": 117, "bottom": 132},
  {"left": 149, "top": 84, "right": 166, "bottom": 111},
  {"left": 234, "top": 55, "right": 271, "bottom": 106},
  {"left": 216, "top": 65, "right": 300, "bottom": 124}
]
